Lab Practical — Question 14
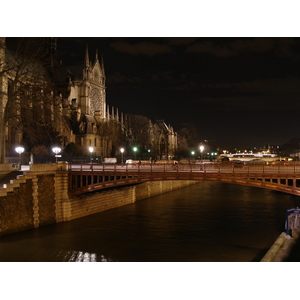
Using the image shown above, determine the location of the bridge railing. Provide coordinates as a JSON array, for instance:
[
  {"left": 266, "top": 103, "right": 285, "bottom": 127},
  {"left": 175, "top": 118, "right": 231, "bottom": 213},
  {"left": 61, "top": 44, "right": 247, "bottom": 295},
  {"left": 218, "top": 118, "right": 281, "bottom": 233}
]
[
  {"left": 68, "top": 161, "right": 300, "bottom": 196},
  {"left": 68, "top": 162, "right": 300, "bottom": 174}
]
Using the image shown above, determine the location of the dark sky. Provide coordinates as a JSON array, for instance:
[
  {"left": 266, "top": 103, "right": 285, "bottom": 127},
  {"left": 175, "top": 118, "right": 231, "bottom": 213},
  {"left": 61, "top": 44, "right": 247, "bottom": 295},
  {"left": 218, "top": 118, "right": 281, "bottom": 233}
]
[{"left": 57, "top": 38, "right": 300, "bottom": 148}]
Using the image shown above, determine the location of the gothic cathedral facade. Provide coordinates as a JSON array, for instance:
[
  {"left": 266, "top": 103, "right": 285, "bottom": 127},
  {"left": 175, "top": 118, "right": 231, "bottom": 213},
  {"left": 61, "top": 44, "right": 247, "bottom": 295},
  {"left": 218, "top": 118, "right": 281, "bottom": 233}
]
[
  {"left": 0, "top": 38, "right": 178, "bottom": 162},
  {"left": 62, "top": 46, "right": 113, "bottom": 159}
]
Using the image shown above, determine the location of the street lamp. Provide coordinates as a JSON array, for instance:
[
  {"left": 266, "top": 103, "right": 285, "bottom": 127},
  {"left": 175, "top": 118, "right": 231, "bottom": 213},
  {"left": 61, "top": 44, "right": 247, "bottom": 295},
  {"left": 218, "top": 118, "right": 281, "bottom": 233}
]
[
  {"left": 89, "top": 147, "right": 94, "bottom": 163},
  {"left": 15, "top": 146, "right": 24, "bottom": 167},
  {"left": 133, "top": 147, "right": 137, "bottom": 160},
  {"left": 199, "top": 145, "right": 204, "bottom": 162},
  {"left": 120, "top": 147, "right": 124, "bottom": 164},
  {"left": 190, "top": 151, "right": 195, "bottom": 163},
  {"left": 52, "top": 147, "right": 61, "bottom": 163}
]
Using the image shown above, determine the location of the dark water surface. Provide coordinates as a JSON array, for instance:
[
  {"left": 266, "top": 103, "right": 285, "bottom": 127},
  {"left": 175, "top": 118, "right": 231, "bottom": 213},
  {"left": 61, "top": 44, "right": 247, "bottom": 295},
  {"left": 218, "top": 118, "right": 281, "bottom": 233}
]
[{"left": 1, "top": 181, "right": 299, "bottom": 262}]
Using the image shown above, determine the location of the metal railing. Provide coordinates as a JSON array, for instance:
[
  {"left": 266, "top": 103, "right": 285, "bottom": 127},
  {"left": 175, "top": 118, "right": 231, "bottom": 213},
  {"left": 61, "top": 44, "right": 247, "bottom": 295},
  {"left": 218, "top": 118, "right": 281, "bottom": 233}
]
[
  {"left": 68, "top": 162, "right": 300, "bottom": 174},
  {"left": 67, "top": 162, "right": 300, "bottom": 196}
]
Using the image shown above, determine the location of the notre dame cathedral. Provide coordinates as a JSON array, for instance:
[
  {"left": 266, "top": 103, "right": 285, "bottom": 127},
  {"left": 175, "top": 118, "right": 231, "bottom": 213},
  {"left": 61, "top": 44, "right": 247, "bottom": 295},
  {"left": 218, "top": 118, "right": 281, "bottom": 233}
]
[{"left": 0, "top": 37, "right": 178, "bottom": 163}]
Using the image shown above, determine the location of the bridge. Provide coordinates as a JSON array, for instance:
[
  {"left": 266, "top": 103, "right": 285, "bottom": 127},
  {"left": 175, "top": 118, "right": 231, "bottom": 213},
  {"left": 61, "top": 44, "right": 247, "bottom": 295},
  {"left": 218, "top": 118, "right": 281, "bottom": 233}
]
[{"left": 68, "top": 162, "right": 300, "bottom": 197}]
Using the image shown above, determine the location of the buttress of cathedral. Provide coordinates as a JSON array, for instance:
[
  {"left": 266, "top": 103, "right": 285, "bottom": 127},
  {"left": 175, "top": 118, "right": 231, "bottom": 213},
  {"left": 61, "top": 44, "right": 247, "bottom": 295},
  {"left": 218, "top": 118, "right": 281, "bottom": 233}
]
[{"left": 154, "top": 120, "right": 178, "bottom": 160}]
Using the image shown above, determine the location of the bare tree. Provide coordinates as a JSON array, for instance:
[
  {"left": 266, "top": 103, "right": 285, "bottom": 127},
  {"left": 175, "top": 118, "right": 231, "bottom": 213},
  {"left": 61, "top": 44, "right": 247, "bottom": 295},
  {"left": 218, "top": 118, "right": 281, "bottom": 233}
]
[
  {"left": 98, "top": 119, "right": 126, "bottom": 156},
  {"left": 0, "top": 37, "right": 62, "bottom": 163},
  {"left": 126, "top": 114, "right": 152, "bottom": 147}
]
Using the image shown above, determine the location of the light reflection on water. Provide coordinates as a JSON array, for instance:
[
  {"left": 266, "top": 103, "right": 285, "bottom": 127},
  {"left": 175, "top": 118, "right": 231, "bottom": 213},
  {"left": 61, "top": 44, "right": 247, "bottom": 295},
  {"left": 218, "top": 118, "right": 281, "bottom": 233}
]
[
  {"left": 1, "top": 181, "right": 300, "bottom": 262},
  {"left": 62, "top": 250, "right": 113, "bottom": 262},
  {"left": 63, "top": 251, "right": 98, "bottom": 262}
]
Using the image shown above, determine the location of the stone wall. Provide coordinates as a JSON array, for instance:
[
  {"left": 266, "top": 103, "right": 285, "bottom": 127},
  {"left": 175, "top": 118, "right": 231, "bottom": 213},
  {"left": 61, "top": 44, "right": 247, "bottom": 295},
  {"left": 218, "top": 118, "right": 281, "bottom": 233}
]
[
  {"left": 37, "top": 174, "right": 56, "bottom": 226},
  {"left": 0, "top": 179, "right": 34, "bottom": 234},
  {"left": 0, "top": 164, "right": 60, "bottom": 235},
  {"left": 68, "top": 180, "right": 196, "bottom": 221},
  {"left": 70, "top": 186, "right": 136, "bottom": 220},
  {"left": 0, "top": 163, "right": 197, "bottom": 235}
]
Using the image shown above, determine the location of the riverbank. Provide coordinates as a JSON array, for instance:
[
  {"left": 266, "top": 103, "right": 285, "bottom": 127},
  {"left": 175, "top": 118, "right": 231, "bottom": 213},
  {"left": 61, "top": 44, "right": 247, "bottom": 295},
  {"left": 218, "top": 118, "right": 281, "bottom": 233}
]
[
  {"left": 0, "top": 163, "right": 197, "bottom": 236},
  {"left": 261, "top": 231, "right": 300, "bottom": 262}
]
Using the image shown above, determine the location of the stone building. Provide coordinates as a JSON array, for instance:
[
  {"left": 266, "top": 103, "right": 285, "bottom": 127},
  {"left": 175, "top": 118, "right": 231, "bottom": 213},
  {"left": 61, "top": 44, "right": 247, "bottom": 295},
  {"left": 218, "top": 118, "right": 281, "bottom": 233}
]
[
  {"left": 0, "top": 38, "right": 178, "bottom": 162},
  {"left": 0, "top": 37, "right": 68, "bottom": 162},
  {"left": 61, "top": 46, "right": 113, "bottom": 158},
  {"left": 154, "top": 120, "right": 177, "bottom": 160}
]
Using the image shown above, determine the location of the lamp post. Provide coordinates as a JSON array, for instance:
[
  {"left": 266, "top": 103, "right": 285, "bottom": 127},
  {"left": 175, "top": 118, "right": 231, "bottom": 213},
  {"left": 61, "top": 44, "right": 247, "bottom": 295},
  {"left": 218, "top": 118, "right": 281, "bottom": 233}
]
[
  {"left": 133, "top": 147, "right": 137, "bottom": 160},
  {"left": 199, "top": 145, "right": 204, "bottom": 163},
  {"left": 15, "top": 146, "right": 24, "bottom": 167},
  {"left": 89, "top": 147, "right": 94, "bottom": 163},
  {"left": 52, "top": 147, "right": 61, "bottom": 163},
  {"left": 189, "top": 150, "right": 195, "bottom": 164},
  {"left": 120, "top": 147, "right": 124, "bottom": 164}
]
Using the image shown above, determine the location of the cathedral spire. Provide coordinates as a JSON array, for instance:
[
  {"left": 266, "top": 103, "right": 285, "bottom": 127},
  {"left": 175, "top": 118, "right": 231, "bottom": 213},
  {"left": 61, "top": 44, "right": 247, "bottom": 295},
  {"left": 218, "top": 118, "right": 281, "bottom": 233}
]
[
  {"left": 107, "top": 105, "right": 110, "bottom": 121},
  {"left": 112, "top": 106, "right": 115, "bottom": 119},
  {"left": 101, "top": 54, "right": 106, "bottom": 86},
  {"left": 116, "top": 108, "right": 119, "bottom": 122},
  {"left": 85, "top": 44, "right": 89, "bottom": 68},
  {"left": 101, "top": 54, "right": 105, "bottom": 75},
  {"left": 121, "top": 112, "right": 124, "bottom": 125},
  {"left": 83, "top": 44, "right": 90, "bottom": 80}
]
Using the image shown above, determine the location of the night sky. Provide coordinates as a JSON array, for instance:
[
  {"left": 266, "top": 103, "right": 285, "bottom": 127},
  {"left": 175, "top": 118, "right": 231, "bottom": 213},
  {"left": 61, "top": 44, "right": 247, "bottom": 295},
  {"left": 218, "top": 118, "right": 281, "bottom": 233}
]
[
  {"left": 56, "top": 37, "right": 300, "bottom": 149},
  {"left": 2, "top": 1, "right": 299, "bottom": 293}
]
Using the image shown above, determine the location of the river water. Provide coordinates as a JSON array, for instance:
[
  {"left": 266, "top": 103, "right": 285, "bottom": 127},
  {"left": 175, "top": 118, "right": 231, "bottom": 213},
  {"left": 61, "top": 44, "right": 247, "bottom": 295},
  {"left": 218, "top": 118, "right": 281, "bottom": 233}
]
[{"left": 1, "top": 181, "right": 299, "bottom": 262}]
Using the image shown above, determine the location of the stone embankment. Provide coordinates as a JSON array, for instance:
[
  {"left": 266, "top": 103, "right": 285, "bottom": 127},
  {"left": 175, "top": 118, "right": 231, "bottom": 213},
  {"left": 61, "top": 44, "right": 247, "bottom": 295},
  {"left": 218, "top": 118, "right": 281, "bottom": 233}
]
[
  {"left": 0, "top": 162, "right": 197, "bottom": 236},
  {"left": 261, "top": 232, "right": 299, "bottom": 262}
]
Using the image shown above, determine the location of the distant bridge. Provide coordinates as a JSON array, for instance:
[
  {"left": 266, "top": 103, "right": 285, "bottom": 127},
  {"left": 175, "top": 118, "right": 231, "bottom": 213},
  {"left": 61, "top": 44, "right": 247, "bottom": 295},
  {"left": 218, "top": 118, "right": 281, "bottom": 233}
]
[{"left": 68, "top": 162, "right": 300, "bottom": 197}]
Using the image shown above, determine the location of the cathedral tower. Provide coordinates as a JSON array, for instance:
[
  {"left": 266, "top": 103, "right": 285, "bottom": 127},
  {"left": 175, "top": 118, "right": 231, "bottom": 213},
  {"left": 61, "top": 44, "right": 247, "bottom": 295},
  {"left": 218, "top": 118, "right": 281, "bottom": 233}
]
[{"left": 75, "top": 45, "right": 106, "bottom": 119}]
